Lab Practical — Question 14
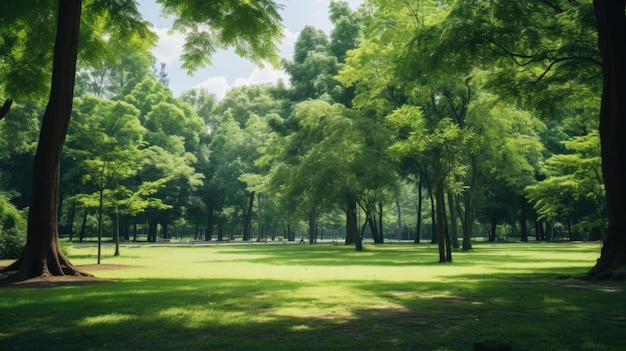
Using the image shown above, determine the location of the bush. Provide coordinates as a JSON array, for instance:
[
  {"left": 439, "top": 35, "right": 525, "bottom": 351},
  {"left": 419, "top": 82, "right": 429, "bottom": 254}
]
[
  {"left": 0, "top": 196, "right": 27, "bottom": 259},
  {"left": 0, "top": 226, "right": 26, "bottom": 259}
]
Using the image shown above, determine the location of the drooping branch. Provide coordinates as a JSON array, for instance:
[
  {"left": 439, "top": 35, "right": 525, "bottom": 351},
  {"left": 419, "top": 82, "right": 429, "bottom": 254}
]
[{"left": 0, "top": 99, "right": 13, "bottom": 120}]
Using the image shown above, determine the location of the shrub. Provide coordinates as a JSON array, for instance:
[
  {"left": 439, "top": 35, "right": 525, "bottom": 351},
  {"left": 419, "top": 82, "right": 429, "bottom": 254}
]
[{"left": 0, "top": 196, "right": 27, "bottom": 259}]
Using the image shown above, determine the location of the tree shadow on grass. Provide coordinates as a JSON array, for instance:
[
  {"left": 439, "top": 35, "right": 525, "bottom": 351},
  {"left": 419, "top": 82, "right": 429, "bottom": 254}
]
[
  {"left": 200, "top": 242, "right": 602, "bottom": 268},
  {"left": 1, "top": 273, "right": 625, "bottom": 351}
]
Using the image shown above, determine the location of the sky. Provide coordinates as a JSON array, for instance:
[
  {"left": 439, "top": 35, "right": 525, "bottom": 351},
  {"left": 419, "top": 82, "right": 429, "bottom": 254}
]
[{"left": 136, "top": 0, "right": 363, "bottom": 98}]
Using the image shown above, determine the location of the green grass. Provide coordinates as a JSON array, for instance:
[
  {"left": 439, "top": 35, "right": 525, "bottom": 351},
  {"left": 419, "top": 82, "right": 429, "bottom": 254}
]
[{"left": 1, "top": 241, "right": 625, "bottom": 351}]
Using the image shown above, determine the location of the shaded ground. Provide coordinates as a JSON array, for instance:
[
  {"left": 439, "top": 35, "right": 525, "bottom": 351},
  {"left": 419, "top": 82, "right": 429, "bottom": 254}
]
[{"left": 0, "top": 264, "right": 138, "bottom": 288}]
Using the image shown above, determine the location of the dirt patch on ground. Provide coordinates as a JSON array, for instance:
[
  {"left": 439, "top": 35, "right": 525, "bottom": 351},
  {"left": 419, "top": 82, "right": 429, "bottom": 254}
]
[
  {"left": 78, "top": 263, "right": 142, "bottom": 272},
  {"left": 0, "top": 264, "right": 139, "bottom": 289}
]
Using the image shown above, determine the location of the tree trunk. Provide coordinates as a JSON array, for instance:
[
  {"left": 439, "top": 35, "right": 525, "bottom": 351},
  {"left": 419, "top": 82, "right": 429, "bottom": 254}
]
[
  {"left": 377, "top": 202, "right": 384, "bottom": 243},
  {"left": 243, "top": 192, "right": 254, "bottom": 241},
  {"left": 520, "top": 195, "right": 528, "bottom": 242},
  {"left": 79, "top": 210, "right": 87, "bottom": 242},
  {"left": 364, "top": 204, "right": 383, "bottom": 244},
  {"left": 113, "top": 209, "right": 120, "bottom": 257},
  {"left": 489, "top": 218, "right": 497, "bottom": 242},
  {"left": 462, "top": 191, "right": 473, "bottom": 250},
  {"left": 395, "top": 200, "right": 402, "bottom": 240},
  {"left": 536, "top": 219, "right": 545, "bottom": 241},
  {"left": 284, "top": 223, "right": 292, "bottom": 241},
  {"left": 427, "top": 172, "right": 437, "bottom": 244},
  {"left": 345, "top": 198, "right": 362, "bottom": 250},
  {"left": 433, "top": 155, "right": 451, "bottom": 262},
  {"left": 587, "top": 0, "right": 626, "bottom": 279},
  {"left": 1, "top": 0, "right": 89, "bottom": 281},
  {"left": 68, "top": 200, "right": 76, "bottom": 242},
  {"left": 415, "top": 172, "right": 423, "bottom": 243},
  {"left": 307, "top": 212, "right": 319, "bottom": 244},
  {"left": 161, "top": 219, "right": 169, "bottom": 240},
  {"left": 447, "top": 191, "right": 459, "bottom": 249},
  {"left": 148, "top": 218, "right": 158, "bottom": 242},
  {"left": 205, "top": 208, "right": 214, "bottom": 241},
  {"left": 97, "top": 187, "right": 104, "bottom": 264},
  {"left": 461, "top": 155, "right": 477, "bottom": 251},
  {"left": 217, "top": 221, "right": 224, "bottom": 241}
]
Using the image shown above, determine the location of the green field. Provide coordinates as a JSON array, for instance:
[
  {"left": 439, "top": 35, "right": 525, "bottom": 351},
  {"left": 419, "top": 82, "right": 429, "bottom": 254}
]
[{"left": 1, "top": 242, "right": 624, "bottom": 351}]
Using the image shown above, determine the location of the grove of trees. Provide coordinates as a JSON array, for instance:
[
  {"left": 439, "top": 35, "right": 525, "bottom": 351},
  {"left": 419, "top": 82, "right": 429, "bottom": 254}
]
[{"left": 1, "top": 0, "right": 624, "bottom": 280}]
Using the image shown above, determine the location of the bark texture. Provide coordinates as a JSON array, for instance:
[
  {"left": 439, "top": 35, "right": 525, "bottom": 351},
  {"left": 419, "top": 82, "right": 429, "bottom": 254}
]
[{"left": 587, "top": 0, "right": 626, "bottom": 279}]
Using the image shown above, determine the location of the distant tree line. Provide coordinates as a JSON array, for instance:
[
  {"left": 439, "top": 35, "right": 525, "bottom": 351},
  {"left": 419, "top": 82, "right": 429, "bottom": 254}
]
[{"left": 1, "top": 0, "right": 623, "bottom": 280}]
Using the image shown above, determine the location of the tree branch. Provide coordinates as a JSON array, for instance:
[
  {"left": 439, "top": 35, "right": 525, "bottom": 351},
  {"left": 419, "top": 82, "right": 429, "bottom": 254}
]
[{"left": 0, "top": 99, "right": 13, "bottom": 121}]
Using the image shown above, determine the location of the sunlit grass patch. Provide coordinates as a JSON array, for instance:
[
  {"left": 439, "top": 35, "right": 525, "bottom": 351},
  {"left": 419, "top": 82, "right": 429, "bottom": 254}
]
[
  {"left": 1, "top": 241, "right": 623, "bottom": 351},
  {"left": 79, "top": 313, "right": 137, "bottom": 326}
]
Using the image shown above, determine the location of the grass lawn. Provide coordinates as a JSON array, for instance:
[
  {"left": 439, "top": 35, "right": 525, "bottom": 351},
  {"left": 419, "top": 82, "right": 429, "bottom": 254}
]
[{"left": 1, "top": 241, "right": 624, "bottom": 351}]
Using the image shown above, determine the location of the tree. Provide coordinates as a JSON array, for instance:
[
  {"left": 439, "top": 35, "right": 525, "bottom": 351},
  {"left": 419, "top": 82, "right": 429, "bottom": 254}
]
[
  {"left": 2, "top": 0, "right": 89, "bottom": 280},
  {"left": 435, "top": 0, "right": 622, "bottom": 277},
  {"left": 526, "top": 131, "right": 606, "bottom": 240},
  {"left": 0, "top": 1, "right": 56, "bottom": 119},
  {"left": 282, "top": 26, "right": 339, "bottom": 102},
  {"left": 1, "top": 0, "right": 284, "bottom": 281},
  {"left": 586, "top": 0, "right": 626, "bottom": 279},
  {"left": 258, "top": 99, "right": 395, "bottom": 249},
  {"left": 67, "top": 96, "right": 146, "bottom": 261},
  {"left": 75, "top": 39, "right": 156, "bottom": 99}
]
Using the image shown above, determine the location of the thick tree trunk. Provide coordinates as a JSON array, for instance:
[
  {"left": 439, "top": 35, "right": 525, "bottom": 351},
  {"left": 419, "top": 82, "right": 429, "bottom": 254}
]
[
  {"left": 587, "top": 0, "right": 626, "bottom": 279},
  {"left": 1, "top": 0, "right": 89, "bottom": 281}
]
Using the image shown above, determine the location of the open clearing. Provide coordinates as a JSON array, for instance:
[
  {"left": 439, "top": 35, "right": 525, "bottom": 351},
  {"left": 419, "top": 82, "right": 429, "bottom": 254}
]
[{"left": 1, "top": 241, "right": 624, "bottom": 351}]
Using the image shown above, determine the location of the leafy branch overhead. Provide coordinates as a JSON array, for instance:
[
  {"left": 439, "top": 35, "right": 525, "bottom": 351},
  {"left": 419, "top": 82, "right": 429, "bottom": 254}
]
[{"left": 158, "top": 0, "right": 284, "bottom": 72}]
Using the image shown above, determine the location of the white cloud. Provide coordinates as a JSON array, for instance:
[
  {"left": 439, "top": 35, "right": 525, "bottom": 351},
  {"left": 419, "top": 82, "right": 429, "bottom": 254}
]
[
  {"left": 192, "top": 66, "right": 290, "bottom": 100},
  {"left": 152, "top": 27, "right": 185, "bottom": 65},
  {"left": 233, "top": 66, "right": 290, "bottom": 88},
  {"left": 279, "top": 27, "right": 299, "bottom": 62},
  {"left": 192, "top": 76, "right": 230, "bottom": 99}
]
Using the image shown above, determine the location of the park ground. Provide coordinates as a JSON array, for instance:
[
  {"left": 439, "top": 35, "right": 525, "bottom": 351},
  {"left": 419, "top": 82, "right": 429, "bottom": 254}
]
[{"left": 1, "top": 241, "right": 625, "bottom": 351}]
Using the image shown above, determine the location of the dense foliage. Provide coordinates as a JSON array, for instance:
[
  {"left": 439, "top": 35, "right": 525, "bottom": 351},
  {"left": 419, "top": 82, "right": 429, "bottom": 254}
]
[{"left": 0, "top": 1, "right": 610, "bottom": 263}]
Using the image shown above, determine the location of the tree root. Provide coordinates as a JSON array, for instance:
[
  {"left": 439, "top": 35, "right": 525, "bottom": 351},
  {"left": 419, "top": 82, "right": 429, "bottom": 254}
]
[{"left": 585, "top": 259, "right": 626, "bottom": 280}]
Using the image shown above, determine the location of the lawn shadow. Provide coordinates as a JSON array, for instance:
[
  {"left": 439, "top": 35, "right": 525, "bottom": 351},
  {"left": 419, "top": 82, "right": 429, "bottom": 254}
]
[{"left": 1, "top": 272, "right": 625, "bottom": 351}]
